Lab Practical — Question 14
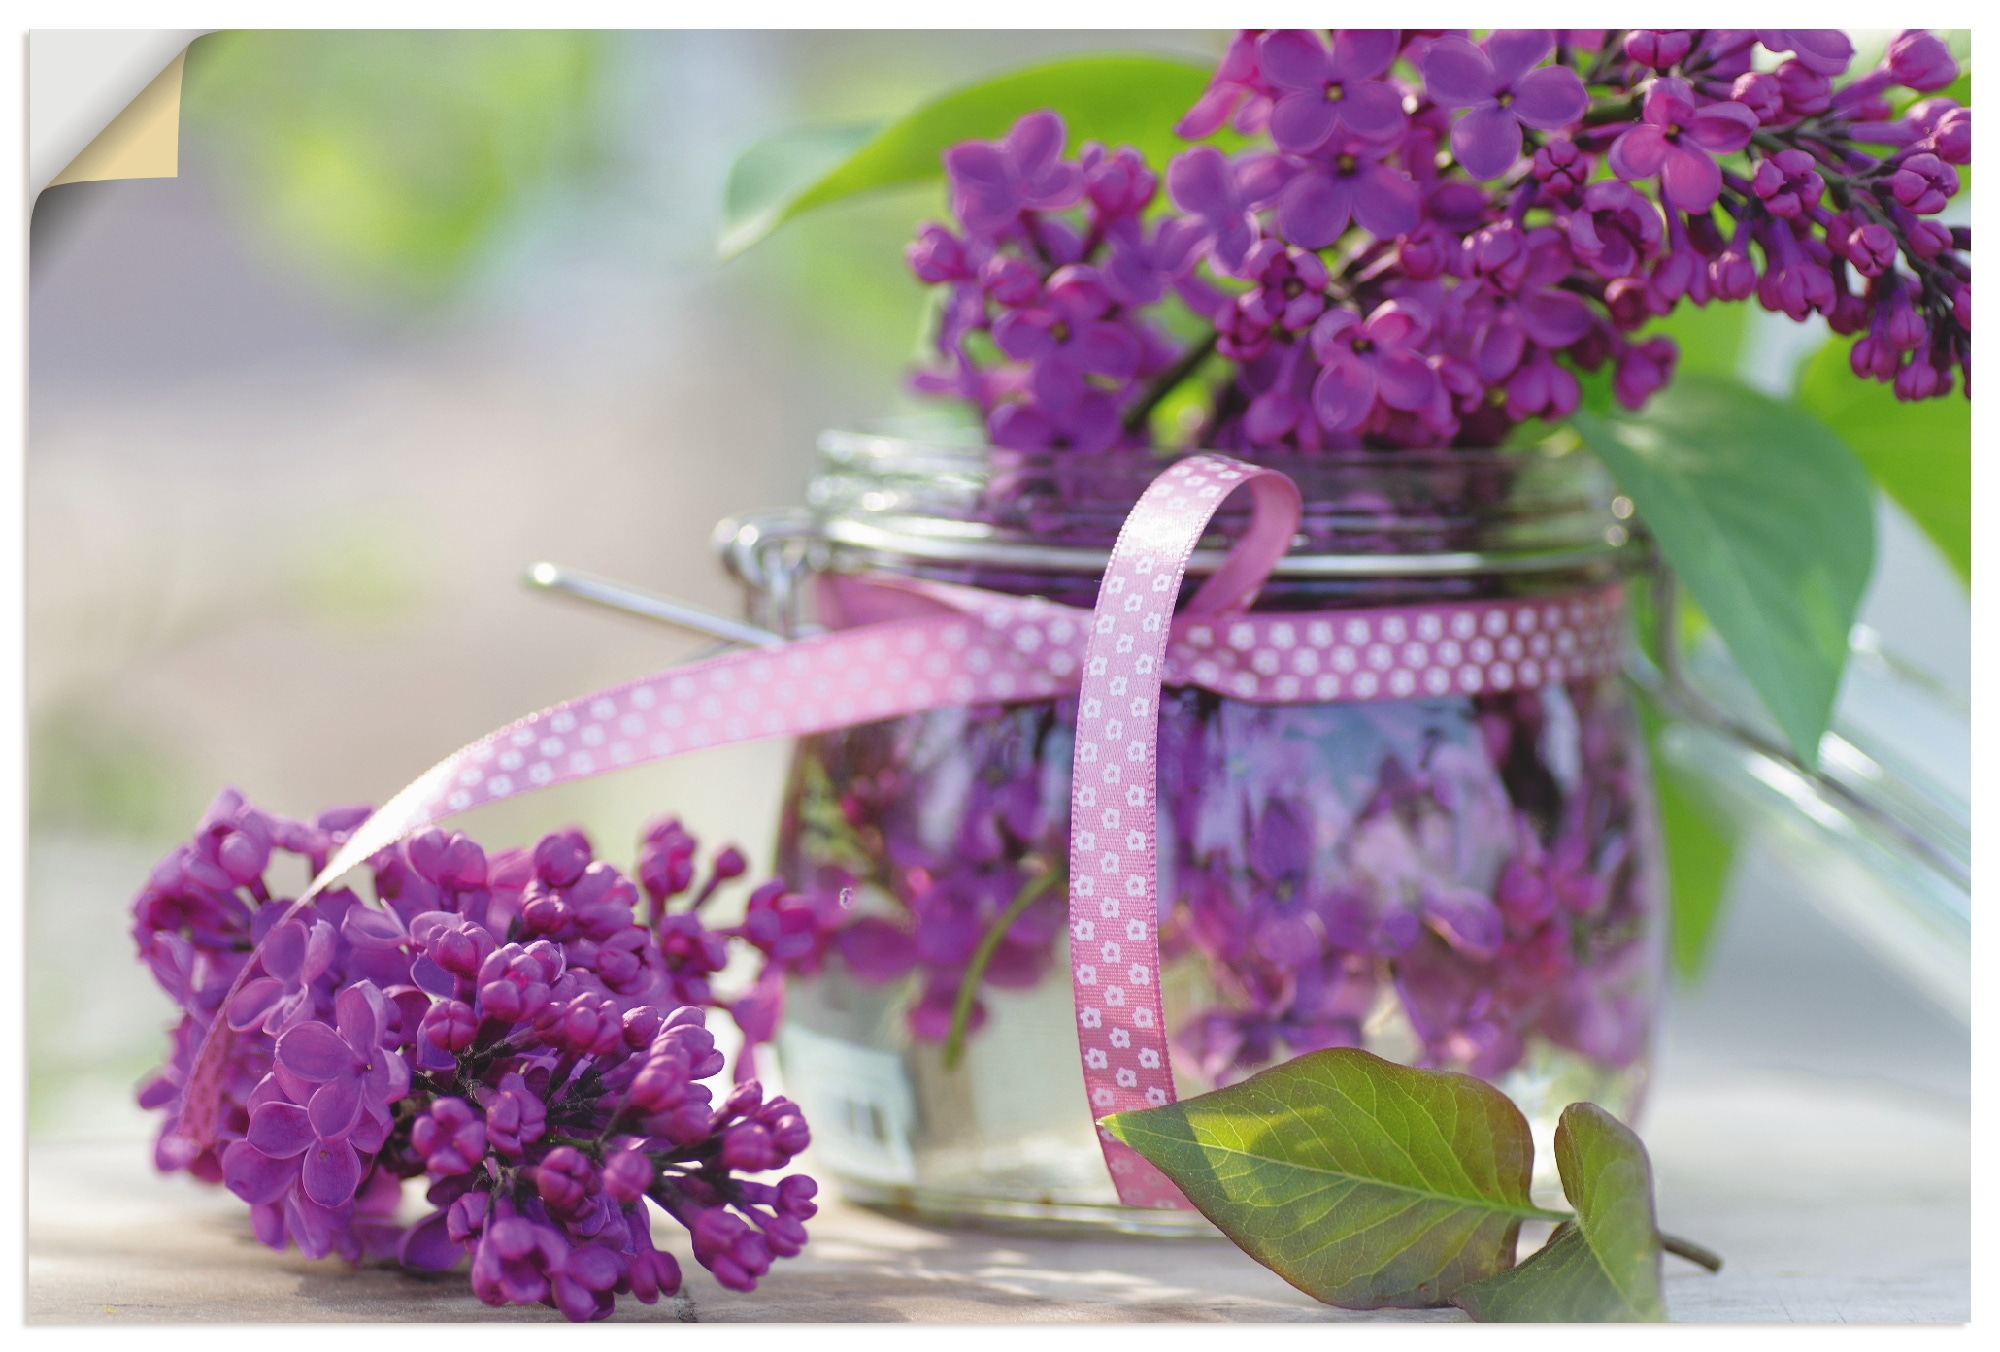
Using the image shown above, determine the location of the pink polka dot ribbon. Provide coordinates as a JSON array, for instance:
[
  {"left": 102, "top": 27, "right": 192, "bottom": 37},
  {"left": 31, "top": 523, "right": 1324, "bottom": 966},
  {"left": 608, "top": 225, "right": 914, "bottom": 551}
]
[{"left": 171, "top": 454, "right": 1625, "bottom": 1189}]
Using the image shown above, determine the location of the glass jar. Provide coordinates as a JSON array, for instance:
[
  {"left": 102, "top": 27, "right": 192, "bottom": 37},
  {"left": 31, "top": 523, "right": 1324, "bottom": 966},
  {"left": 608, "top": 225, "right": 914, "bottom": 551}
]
[{"left": 726, "top": 433, "right": 1661, "bottom": 1234}]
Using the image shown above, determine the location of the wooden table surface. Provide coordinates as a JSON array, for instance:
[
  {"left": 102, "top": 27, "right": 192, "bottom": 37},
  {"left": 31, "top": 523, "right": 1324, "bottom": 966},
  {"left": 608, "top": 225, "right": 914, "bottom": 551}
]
[{"left": 27, "top": 1058, "right": 1968, "bottom": 1325}]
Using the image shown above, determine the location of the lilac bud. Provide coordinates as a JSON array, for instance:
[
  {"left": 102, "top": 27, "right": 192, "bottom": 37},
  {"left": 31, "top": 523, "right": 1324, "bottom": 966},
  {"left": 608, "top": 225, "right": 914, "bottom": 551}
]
[
  {"left": 1888, "top": 30, "right": 1958, "bottom": 93},
  {"left": 1888, "top": 153, "right": 1959, "bottom": 215},
  {"left": 1625, "top": 30, "right": 1692, "bottom": 70},
  {"left": 1398, "top": 231, "right": 1448, "bottom": 281},
  {"left": 720, "top": 1122, "right": 780, "bottom": 1172},
  {"left": 1851, "top": 333, "right": 1899, "bottom": 380},
  {"left": 1709, "top": 245, "right": 1756, "bottom": 301},
  {"left": 534, "top": 830, "right": 591, "bottom": 888},
  {"left": 1895, "top": 352, "right": 1944, "bottom": 400},
  {"left": 446, "top": 1189, "right": 490, "bottom": 1243},
  {"left": 905, "top": 223, "right": 972, "bottom": 283},
  {"left": 603, "top": 1149, "right": 654, "bottom": 1204},
  {"left": 1082, "top": 143, "right": 1157, "bottom": 218},
  {"left": 1612, "top": 336, "right": 1677, "bottom": 410},
  {"left": 421, "top": 998, "right": 480, "bottom": 1053},
  {"left": 1953, "top": 284, "right": 1970, "bottom": 329},
  {"left": 534, "top": 1146, "right": 597, "bottom": 1215},
  {"left": 1885, "top": 298, "right": 1928, "bottom": 351},
  {"left": 1904, "top": 217, "right": 1952, "bottom": 259},
  {"left": 777, "top": 1173, "right": 819, "bottom": 1219},
  {"left": 1603, "top": 278, "right": 1652, "bottom": 331},
  {"left": 1929, "top": 107, "right": 1970, "bottom": 164},
  {"left": 413, "top": 1096, "right": 488, "bottom": 1174},
  {"left": 1730, "top": 72, "right": 1784, "bottom": 124},
  {"left": 1529, "top": 137, "right": 1591, "bottom": 200},
  {"left": 216, "top": 828, "right": 272, "bottom": 885},
  {"left": 1751, "top": 149, "right": 1823, "bottom": 218},
  {"left": 1775, "top": 59, "right": 1831, "bottom": 117},
  {"left": 1846, "top": 223, "right": 1898, "bottom": 277},
  {"left": 622, "top": 1005, "right": 666, "bottom": 1049},
  {"left": 980, "top": 255, "right": 1041, "bottom": 307},
  {"left": 483, "top": 1072, "right": 548, "bottom": 1155}
]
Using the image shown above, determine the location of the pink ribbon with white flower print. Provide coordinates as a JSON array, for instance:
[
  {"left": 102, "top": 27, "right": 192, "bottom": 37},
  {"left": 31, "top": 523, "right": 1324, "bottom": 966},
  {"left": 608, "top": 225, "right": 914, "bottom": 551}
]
[{"left": 174, "top": 453, "right": 1623, "bottom": 1207}]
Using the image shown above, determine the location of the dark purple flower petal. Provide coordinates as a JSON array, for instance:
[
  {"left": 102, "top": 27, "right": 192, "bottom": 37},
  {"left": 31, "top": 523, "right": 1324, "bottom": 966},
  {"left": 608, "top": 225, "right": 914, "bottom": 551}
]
[
  {"left": 1517, "top": 288, "right": 1593, "bottom": 346},
  {"left": 276, "top": 1021, "right": 354, "bottom": 1082},
  {"left": 1279, "top": 172, "right": 1356, "bottom": 248},
  {"left": 1510, "top": 65, "right": 1587, "bottom": 129},
  {"left": 1312, "top": 355, "right": 1377, "bottom": 431},
  {"left": 309, "top": 1074, "right": 365, "bottom": 1142},
  {"left": 1375, "top": 351, "right": 1441, "bottom": 412},
  {"left": 1068, "top": 322, "right": 1141, "bottom": 378},
  {"left": 301, "top": 1138, "right": 363, "bottom": 1208},
  {"left": 222, "top": 1140, "right": 296, "bottom": 1205},
  {"left": 225, "top": 978, "right": 284, "bottom": 1033},
  {"left": 1268, "top": 91, "right": 1341, "bottom": 154},
  {"left": 1608, "top": 124, "right": 1669, "bottom": 180},
  {"left": 1165, "top": 145, "right": 1234, "bottom": 217},
  {"left": 400, "top": 1208, "right": 464, "bottom": 1272},
  {"left": 1257, "top": 29, "right": 1333, "bottom": 90},
  {"left": 335, "top": 983, "right": 383, "bottom": 1053},
  {"left": 1352, "top": 163, "right": 1420, "bottom": 238},
  {"left": 248, "top": 1101, "right": 317, "bottom": 1158},
  {"left": 1686, "top": 101, "right": 1757, "bottom": 153},
  {"left": 1421, "top": 36, "right": 1496, "bottom": 108},
  {"left": 262, "top": 920, "right": 307, "bottom": 983},
  {"left": 1336, "top": 80, "right": 1408, "bottom": 140},
  {"left": 1328, "top": 29, "right": 1402, "bottom": 81},
  {"left": 1660, "top": 144, "right": 1723, "bottom": 211},
  {"left": 1484, "top": 30, "right": 1554, "bottom": 88},
  {"left": 1451, "top": 103, "right": 1523, "bottom": 180},
  {"left": 834, "top": 916, "right": 919, "bottom": 982}
]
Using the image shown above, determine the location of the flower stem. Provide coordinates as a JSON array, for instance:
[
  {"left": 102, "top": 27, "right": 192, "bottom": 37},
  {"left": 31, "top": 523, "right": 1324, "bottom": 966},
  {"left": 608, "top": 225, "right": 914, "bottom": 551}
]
[
  {"left": 1660, "top": 1231, "right": 1724, "bottom": 1272},
  {"left": 941, "top": 864, "right": 1066, "bottom": 1071},
  {"left": 1121, "top": 330, "right": 1217, "bottom": 437}
]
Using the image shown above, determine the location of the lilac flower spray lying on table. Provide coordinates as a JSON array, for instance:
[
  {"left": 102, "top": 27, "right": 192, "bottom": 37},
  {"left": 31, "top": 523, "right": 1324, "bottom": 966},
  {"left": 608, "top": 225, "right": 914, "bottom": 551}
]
[{"left": 133, "top": 789, "right": 827, "bottom": 1320}]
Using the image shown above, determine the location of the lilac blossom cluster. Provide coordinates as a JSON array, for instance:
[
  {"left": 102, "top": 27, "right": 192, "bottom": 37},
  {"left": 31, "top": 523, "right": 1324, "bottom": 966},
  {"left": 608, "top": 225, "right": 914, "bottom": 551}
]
[
  {"left": 779, "top": 669, "right": 1650, "bottom": 1087},
  {"left": 133, "top": 790, "right": 823, "bottom": 1320},
  {"left": 1159, "top": 683, "right": 1651, "bottom": 1084},
  {"left": 908, "top": 29, "right": 1969, "bottom": 451},
  {"left": 777, "top": 703, "right": 1071, "bottom": 1046}
]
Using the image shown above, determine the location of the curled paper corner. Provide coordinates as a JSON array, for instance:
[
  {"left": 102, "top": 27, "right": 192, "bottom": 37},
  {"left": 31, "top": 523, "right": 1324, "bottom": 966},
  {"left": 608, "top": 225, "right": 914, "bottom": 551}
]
[{"left": 49, "top": 48, "right": 188, "bottom": 188}]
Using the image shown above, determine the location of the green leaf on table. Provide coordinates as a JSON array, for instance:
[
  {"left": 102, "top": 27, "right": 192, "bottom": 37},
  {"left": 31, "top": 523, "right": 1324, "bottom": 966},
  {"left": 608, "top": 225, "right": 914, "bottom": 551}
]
[
  {"left": 1572, "top": 373, "right": 1875, "bottom": 768},
  {"left": 1101, "top": 1047, "right": 1563, "bottom": 1309},
  {"left": 718, "top": 54, "right": 1225, "bottom": 257},
  {"left": 1452, "top": 1104, "right": 1666, "bottom": 1322},
  {"left": 1795, "top": 335, "right": 1969, "bottom": 586}
]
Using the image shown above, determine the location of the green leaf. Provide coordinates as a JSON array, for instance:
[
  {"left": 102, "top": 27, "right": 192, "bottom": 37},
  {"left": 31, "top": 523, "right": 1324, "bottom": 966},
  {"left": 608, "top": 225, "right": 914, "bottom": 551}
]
[
  {"left": 720, "top": 121, "right": 885, "bottom": 259},
  {"left": 719, "top": 54, "right": 1225, "bottom": 257},
  {"left": 1453, "top": 1104, "right": 1666, "bottom": 1321},
  {"left": 1795, "top": 335, "right": 1969, "bottom": 586},
  {"left": 1572, "top": 374, "right": 1875, "bottom": 768},
  {"left": 1102, "top": 1047, "right": 1562, "bottom": 1309},
  {"left": 1633, "top": 692, "right": 1740, "bottom": 981}
]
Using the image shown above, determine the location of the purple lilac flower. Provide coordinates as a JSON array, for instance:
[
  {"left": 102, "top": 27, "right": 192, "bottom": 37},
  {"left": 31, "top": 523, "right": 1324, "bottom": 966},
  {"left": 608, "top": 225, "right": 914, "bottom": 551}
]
[
  {"left": 1276, "top": 138, "right": 1421, "bottom": 248},
  {"left": 136, "top": 801, "right": 821, "bottom": 1319},
  {"left": 1309, "top": 303, "right": 1441, "bottom": 432},
  {"left": 1607, "top": 79, "right": 1757, "bottom": 212},
  {"left": 1258, "top": 29, "right": 1407, "bottom": 153},
  {"left": 944, "top": 110, "right": 1084, "bottom": 236},
  {"left": 1419, "top": 31, "right": 1587, "bottom": 181}
]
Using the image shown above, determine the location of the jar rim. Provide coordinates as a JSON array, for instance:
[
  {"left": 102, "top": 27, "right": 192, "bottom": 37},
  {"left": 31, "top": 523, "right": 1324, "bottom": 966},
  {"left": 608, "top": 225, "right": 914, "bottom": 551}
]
[{"left": 791, "top": 427, "right": 1638, "bottom": 581}]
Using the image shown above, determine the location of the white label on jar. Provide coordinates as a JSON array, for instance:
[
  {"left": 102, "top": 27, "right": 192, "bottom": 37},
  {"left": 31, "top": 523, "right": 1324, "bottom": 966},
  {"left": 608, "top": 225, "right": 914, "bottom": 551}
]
[{"left": 777, "top": 1023, "right": 918, "bottom": 1186}]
